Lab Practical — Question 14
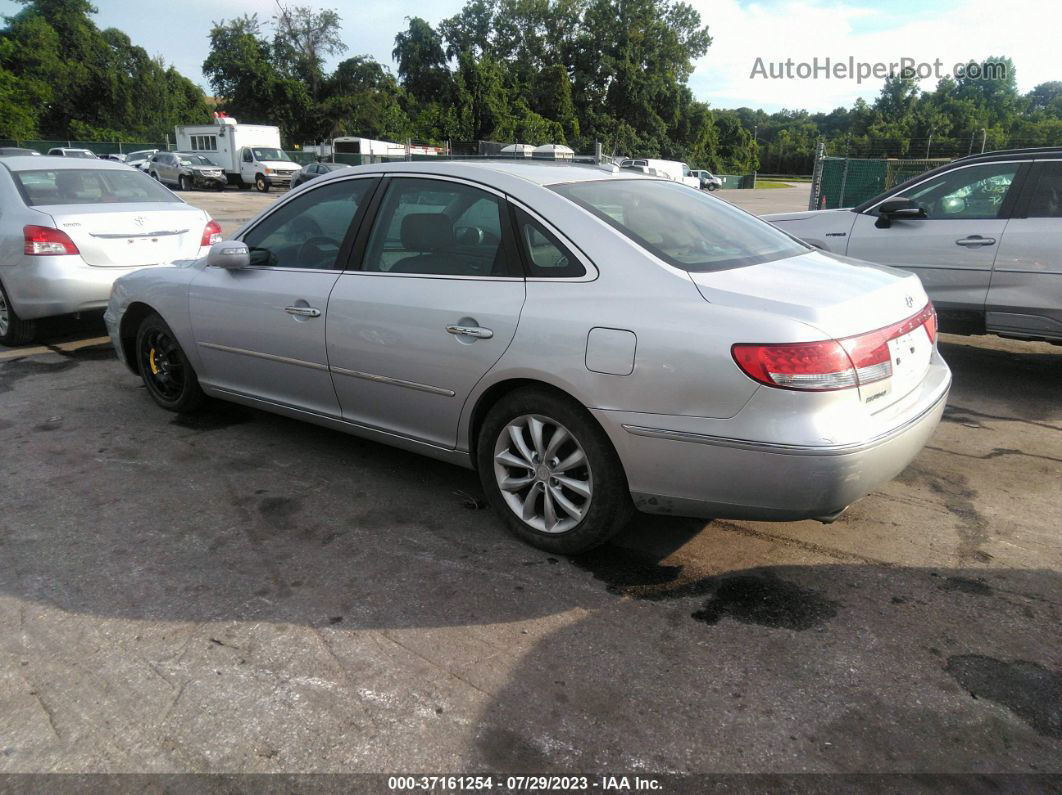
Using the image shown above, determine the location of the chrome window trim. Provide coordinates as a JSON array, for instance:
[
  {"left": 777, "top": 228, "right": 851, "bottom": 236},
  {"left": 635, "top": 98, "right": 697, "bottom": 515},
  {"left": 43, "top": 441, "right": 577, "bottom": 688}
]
[
  {"left": 330, "top": 365, "right": 455, "bottom": 396},
  {"left": 337, "top": 271, "right": 523, "bottom": 282},
  {"left": 863, "top": 160, "right": 1022, "bottom": 215},
  {"left": 198, "top": 342, "right": 329, "bottom": 372}
]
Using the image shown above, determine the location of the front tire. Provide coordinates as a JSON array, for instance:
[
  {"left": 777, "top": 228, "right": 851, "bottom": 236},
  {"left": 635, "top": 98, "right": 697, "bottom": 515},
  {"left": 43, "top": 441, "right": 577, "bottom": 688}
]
[
  {"left": 178, "top": 175, "right": 190, "bottom": 191},
  {"left": 255, "top": 174, "right": 269, "bottom": 192},
  {"left": 0, "top": 281, "right": 36, "bottom": 346},
  {"left": 136, "top": 313, "right": 205, "bottom": 412},
  {"left": 476, "top": 387, "right": 633, "bottom": 554}
]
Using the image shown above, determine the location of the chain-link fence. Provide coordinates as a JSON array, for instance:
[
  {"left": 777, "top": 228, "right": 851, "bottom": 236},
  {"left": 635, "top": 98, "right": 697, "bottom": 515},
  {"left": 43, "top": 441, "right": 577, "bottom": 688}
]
[
  {"left": 809, "top": 154, "right": 951, "bottom": 209},
  {"left": 0, "top": 138, "right": 171, "bottom": 155}
]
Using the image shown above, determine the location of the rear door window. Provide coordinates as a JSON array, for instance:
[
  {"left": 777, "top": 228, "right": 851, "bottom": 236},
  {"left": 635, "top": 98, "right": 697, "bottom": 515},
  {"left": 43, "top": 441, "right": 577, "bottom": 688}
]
[{"left": 1023, "top": 161, "right": 1062, "bottom": 217}]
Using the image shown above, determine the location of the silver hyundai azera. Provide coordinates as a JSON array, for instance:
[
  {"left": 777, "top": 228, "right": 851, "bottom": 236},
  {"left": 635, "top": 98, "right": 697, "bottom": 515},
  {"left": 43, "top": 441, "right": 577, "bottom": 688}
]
[{"left": 105, "top": 160, "right": 951, "bottom": 553}]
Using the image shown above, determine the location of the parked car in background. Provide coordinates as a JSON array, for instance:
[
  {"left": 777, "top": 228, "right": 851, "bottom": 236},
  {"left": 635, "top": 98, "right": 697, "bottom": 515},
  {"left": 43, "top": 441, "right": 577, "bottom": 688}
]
[
  {"left": 100, "top": 153, "right": 128, "bottom": 163},
  {"left": 691, "top": 169, "right": 722, "bottom": 191},
  {"left": 105, "top": 160, "right": 948, "bottom": 554},
  {"left": 47, "top": 147, "right": 96, "bottom": 159},
  {"left": 620, "top": 159, "right": 701, "bottom": 189},
  {"left": 289, "top": 161, "right": 352, "bottom": 190},
  {"left": 0, "top": 147, "right": 41, "bottom": 157},
  {"left": 124, "top": 149, "right": 158, "bottom": 172},
  {"left": 763, "top": 147, "right": 1062, "bottom": 343},
  {"left": 149, "top": 151, "right": 226, "bottom": 191},
  {"left": 0, "top": 156, "right": 220, "bottom": 345}
]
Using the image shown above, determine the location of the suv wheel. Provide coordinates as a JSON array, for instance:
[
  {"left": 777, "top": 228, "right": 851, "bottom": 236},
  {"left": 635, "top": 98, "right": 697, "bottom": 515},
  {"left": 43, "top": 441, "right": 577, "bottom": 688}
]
[
  {"left": 0, "top": 281, "right": 36, "bottom": 346},
  {"left": 477, "top": 387, "right": 633, "bottom": 554},
  {"left": 178, "top": 175, "right": 190, "bottom": 191}
]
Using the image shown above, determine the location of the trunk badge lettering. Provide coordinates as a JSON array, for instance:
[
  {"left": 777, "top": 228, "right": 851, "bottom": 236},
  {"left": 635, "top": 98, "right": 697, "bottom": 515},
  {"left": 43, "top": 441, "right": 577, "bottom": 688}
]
[
  {"left": 134, "top": 216, "right": 145, "bottom": 227},
  {"left": 905, "top": 295, "right": 914, "bottom": 308}
]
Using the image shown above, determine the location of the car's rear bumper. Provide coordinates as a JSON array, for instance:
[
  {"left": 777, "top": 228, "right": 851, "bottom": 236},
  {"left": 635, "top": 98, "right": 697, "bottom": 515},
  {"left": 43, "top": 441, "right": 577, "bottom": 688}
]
[
  {"left": 594, "top": 360, "right": 950, "bottom": 521},
  {"left": 3, "top": 252, "right": 209, "bottom": 321}
]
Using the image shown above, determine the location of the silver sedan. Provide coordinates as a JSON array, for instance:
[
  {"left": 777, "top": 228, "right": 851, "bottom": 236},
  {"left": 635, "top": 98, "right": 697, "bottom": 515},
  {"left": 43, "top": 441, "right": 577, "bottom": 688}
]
[{"left": 105, "top": 161, "right": 950, "bottom": 553}]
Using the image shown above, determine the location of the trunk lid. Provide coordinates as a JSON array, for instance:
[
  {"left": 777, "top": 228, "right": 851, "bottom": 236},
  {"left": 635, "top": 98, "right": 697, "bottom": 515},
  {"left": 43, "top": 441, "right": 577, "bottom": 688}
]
[
  {"left": 45, "top": 204, "right": 207, "bottom": 268},
  {"left": 691, "top": 249, "right": 934, "bottom": 411}
]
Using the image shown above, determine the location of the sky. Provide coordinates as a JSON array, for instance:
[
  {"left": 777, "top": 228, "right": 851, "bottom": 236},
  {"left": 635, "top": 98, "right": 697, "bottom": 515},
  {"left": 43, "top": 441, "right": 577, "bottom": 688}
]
[{"left": 2, "top": 0, "right": 1056, "bottom": 113}]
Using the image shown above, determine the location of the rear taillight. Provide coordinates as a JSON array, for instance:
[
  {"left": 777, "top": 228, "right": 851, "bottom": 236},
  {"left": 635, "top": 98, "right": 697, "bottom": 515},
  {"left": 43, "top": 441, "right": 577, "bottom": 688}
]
[
  {"left": 201, "top": 219, "right": 222, "bottom": 246},
  {"left": 732, "top": 302, "right": 937, "bottom": 392},
  {"left": 23, "top": 225, "right": 79, "bottom": 256}
]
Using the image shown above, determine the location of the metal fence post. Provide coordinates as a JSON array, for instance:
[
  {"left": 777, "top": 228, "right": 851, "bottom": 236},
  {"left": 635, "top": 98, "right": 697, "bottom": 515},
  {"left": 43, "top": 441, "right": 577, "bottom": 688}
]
[{"left": 809, "top": 141, "right": 826, "bottom": 211}]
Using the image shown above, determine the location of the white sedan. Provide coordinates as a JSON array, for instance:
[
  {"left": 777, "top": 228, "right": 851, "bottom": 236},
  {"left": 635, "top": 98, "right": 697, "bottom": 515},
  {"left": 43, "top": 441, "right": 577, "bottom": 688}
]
[{"left": 0, "top": 156, "right": 220, "bottom": 345}]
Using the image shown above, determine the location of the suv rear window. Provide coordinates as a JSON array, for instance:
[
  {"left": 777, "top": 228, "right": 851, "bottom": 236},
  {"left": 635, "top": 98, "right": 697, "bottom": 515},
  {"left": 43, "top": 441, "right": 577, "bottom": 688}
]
[
  {"left": 551, "top": 179, "right": 807, "bottom": 271},
  {"left": 13, "top": 169, "right": 178, "bottom": 206}
]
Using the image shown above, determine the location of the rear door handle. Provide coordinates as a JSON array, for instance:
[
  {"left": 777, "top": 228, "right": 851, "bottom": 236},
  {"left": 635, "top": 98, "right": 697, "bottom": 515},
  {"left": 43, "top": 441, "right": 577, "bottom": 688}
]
[
  {"left": 447, "top": 324, "right": 493, "bottom": 339},
  {"left": 955, "top": 235, "right": 996, "bottom": 247},
  {"left": 285, "top": 306, "right": 321, "bottom": 318}
]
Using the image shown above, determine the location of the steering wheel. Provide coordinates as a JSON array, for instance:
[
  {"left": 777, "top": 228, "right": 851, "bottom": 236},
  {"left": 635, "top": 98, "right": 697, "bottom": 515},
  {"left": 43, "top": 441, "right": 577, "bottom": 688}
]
[{"left": 296, "top": 236, "right": 341, "bottom": 268}]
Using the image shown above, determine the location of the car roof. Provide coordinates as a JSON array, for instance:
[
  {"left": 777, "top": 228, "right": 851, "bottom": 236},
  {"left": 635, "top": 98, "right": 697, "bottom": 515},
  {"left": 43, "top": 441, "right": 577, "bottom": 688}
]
[
  {"left": 952, "top": 146, "right": 1062, "bottom": 164},
  {"left": 0, "top": 156, "right": 134, "bottom": 173},
  {"left": 317, "top": 159, "right": 657, "bottom": 188}
]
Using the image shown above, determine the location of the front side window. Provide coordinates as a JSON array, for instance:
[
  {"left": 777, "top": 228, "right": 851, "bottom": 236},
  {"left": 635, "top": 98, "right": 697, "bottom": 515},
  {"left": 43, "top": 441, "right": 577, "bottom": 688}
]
[
  {"left": 242, "top": 178, "right": 374, "bottom": 269},
  {"left": 14, "top": 169, "right": 178, "bottom": 206},
  {"left": 897, "top": 163, "right": 1018, "bottom": 220},
  {"left": 1024, "top": 161, "right": 1062, "bottom": 218},
  {"left": 362, "top": 178, "right": 515, "bottom": 277},
  {"left": 552, "top": 178, "right": 807, "bottom": 272}
]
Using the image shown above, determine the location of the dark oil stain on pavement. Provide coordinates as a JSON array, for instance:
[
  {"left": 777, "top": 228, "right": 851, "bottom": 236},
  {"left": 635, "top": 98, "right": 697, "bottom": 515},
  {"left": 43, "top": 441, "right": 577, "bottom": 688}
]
[
  {"left": 0, "top": 357, "right": 78, "bottom": 394},
  {"left": 259, "top": 496, "right": 302, "bottom": 529},
  {"left": 571, "top": 547, "right": 837, "bottom": 630},
  {"left": 691, "top": 574, "right": 839, "bottom": 630},
  {"left": 938, "top": 575, "right": 994, "bottom": 596},
  {"left": 946, "top": 655, "right": 1062, "bottom": 738},
  {"left": 48, "top": 343, "right": 115, "bottom": 361}
]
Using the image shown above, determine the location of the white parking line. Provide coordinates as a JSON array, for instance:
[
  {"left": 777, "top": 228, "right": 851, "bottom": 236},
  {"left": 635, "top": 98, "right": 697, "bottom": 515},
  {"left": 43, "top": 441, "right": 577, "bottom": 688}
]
[{"left": 0, "top": 336, "right": 111, "bottom": 361}]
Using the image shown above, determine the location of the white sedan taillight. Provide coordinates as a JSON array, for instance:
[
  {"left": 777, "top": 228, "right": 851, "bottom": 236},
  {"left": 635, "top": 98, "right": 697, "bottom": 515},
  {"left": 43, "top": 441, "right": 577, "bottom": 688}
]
[
  {"left": 732, "top": 303, "right": 937, "bottom": 391},
  {"left": 201, "top": 219, "right": 223, "bottom": 246},
  {"left": 24, "top": 224, "right": 80, "bottom": 256}
]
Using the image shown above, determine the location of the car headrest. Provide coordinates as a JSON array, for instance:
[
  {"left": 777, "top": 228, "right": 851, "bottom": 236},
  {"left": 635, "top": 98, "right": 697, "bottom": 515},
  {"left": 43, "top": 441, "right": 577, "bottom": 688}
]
[{"left": 400, "top": 213, "right": 453, "bottom": 252}]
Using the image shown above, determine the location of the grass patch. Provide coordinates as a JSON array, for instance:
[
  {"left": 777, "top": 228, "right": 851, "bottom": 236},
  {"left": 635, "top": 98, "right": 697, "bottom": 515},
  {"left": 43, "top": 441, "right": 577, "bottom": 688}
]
[{"left": 753, "top": 180, "right": 794, "bottom": 189}]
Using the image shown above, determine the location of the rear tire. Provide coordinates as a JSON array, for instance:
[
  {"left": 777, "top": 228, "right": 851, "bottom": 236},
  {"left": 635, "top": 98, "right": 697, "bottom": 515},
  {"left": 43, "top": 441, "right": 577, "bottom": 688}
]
[
  {"left": 255, "top": 174, "right": 269, "bottom": 192},
  {"left": 0, "top": 281, "right": 36, "bottom": 346},
  {"left": 476, "top": 387, "right": 633, "bottom": 554},
  {"left": 135, "top": 312, "right": 205, "bottom": 412}
]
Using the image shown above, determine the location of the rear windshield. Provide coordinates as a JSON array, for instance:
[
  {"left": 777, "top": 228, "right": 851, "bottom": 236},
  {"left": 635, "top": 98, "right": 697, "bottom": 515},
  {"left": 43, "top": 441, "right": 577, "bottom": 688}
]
[
  {"left": 552, "top": 178, "right": 808, "bottom": 271},
  {"left": 14, "top": 168, "right": 180, "bottom": 206}
]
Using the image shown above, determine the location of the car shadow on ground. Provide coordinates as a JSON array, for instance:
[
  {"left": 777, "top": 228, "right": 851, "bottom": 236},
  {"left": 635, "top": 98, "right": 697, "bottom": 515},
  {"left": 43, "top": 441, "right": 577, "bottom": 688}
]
[{"left": 0, "top": 334, "right": 1059, "bottom": 771}]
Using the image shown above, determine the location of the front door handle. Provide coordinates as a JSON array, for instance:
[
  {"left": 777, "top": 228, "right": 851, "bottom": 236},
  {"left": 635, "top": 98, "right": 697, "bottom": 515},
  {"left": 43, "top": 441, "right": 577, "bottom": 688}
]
[
  {"left": 447, "top": 324, "right": 493, "bottom": 339},
  {"left": 285, "top": 306, "right": 321, "bottom": 318},
  {"left": 955, "top": 235, "right": 996, "bottom": 247}
]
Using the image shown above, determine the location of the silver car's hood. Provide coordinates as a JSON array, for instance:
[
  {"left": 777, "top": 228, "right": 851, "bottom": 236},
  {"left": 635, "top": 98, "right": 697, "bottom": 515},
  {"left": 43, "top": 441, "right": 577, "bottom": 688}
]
[
  {"left": 760, "top": 208, "right": 854, "bottom": 222},
  {"left": 689, "top": 249, "right": 928, "bottom": 339}
]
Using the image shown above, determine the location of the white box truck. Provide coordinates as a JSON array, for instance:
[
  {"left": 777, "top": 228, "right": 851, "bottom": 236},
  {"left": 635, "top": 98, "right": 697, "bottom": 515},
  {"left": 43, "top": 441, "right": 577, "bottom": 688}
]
[{"left": 174, "top": 116, "right": 302, "bottom": 192}]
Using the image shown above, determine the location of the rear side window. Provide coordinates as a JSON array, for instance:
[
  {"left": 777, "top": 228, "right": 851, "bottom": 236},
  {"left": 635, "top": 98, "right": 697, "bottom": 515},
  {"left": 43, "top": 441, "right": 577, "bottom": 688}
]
[
  {"left": 1024, "top": 162, "right": 1062, "bottom": 218},
  {"left": 13, "top": 169, "right": 178, "bottom": 206},
  {"left": 552, "top": 178, "right": 807, "bottom": 272},
  {"left": 513, "top": 208, "right": 585, "bottom": 278}
]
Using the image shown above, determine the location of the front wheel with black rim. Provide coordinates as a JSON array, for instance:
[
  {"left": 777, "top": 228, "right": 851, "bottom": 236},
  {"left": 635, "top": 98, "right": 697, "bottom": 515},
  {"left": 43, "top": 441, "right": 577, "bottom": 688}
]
[
  {"left": 136, "top": 313, "right": 205, "bottom": 412},
  {"left": 477, "top": 388, "right": 633, "bottom": 554},
  {"left": 0, "top": 281, "right": 36, "bottom": 346}
]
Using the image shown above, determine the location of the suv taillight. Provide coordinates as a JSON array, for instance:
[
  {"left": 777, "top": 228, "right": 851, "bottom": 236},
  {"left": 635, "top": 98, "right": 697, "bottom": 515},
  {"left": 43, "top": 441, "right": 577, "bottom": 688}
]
[
  {"left": 24, "top": 225, "right": 80, "bottom": 256},
  {"left": 732, "top": 303, "right": 937, "bottom": 392},
  {"left": 201, "top": 219, "right": 222, "bottom": 246}
]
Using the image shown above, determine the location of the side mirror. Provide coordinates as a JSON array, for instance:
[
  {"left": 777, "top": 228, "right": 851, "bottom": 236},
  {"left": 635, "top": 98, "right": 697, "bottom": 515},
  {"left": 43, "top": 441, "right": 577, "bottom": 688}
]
[
  {"left": 207, "top": 240, "right": 250, "bottom": 269},
  {"left": 875, "top": 197, "right": 926, "bottom": 228}
]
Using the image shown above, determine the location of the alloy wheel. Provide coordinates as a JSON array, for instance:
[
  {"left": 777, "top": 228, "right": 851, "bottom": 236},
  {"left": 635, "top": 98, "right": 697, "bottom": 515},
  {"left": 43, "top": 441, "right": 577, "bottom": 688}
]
[{"left": 493, "top": 414, "right": 593, "bottom": 534}]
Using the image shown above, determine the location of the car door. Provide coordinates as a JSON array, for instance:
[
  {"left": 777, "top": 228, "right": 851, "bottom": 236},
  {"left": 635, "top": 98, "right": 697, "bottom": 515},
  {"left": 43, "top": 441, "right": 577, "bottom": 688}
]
[
  {"left": 326, "top": 175, "right": 526, "bottom": 448},
  {"left": 985, "top": 159, "right": 1062, "bottom": 339},
  {"left": 188, "top": 176, "right": 378, "bottom": 415},
  {"left": 240, "top": 148, "right": 255, "bottom": 184},
  {"left": 844, "top": 161, "right": 1025, "bottom": 314}
]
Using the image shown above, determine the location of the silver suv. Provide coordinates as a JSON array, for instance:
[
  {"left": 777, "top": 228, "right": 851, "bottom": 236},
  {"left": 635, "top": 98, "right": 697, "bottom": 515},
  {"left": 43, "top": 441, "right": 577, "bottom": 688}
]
[{"left": 764, "top": 147, "right": 1062, "bottom": 343}]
